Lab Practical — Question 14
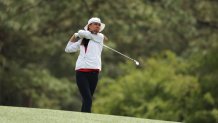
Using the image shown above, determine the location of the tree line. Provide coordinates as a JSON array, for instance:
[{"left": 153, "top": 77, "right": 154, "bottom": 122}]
[{"left": 0, "top": 0, "right": 218, "bottom": 122}]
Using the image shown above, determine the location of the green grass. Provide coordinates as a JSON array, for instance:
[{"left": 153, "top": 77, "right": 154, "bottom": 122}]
[{"left": 0, "top": 106, "right": 180, "bottom": 123}]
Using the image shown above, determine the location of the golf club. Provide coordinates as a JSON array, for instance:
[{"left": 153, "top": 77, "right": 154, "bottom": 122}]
[
  {"left": 91, "top": 39, "right": 140, "bottom": 66},
  {"left": 103, "top": 44, "right": 140, "bottom": 66}
]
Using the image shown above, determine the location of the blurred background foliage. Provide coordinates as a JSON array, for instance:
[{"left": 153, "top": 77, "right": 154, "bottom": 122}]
[{"left": 0, "top": 0, "right": 218, "bottom": 122}]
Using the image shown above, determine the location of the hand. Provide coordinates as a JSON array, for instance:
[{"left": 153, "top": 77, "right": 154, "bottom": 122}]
[{"left": 70, "top": 33, "right": 79, "bottom": 42}]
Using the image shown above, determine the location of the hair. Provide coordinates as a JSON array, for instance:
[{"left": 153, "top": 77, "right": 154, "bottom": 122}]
[{"left": 81, "top": 38, "right": 90, "bottom": 47}]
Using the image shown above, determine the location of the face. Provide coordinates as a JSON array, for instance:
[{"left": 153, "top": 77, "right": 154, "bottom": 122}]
[{"left": 88, "top": 22, "right": 101, "bottom": 34}]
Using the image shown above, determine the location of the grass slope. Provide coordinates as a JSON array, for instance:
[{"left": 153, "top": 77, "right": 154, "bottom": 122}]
[{"left": 0, "top": 106, "right": 180, "bottom": 123}]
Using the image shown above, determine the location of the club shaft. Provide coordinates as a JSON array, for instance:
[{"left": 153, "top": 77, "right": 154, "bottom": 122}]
[
  {"left": 103, "top": 44, "right": 136, "bottom": 62},
  {"left": 90, "top": 39, "right": 137, "bottom": 62}
]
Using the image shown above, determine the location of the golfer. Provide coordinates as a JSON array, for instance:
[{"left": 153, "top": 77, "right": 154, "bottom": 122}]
[{"left": 65, "top": 17, "right": 107, "bottom": 113}]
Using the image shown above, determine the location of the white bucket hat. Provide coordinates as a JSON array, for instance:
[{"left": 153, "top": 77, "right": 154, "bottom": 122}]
[{"left": 84, "top": 17, "right": 105, "bottom": 32}]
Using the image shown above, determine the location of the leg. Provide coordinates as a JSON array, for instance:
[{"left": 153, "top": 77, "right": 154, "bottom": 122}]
[
  {"left": 87, "top": 72, "right": 99, "bottom": 96},
  {"left": 76, "top": 71, "right": 92, "bottom": 113}
]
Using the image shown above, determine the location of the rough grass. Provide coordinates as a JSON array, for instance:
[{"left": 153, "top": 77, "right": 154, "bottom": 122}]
[{"left": 0, "top": 106, "right": 180, "bottom": 123}]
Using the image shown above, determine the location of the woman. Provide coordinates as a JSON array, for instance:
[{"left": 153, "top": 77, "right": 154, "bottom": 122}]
[{"left": 65, "top": 17, "right": 107, "bottom": 113}]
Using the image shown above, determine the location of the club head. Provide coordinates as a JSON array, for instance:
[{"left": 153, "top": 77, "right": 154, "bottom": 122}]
[{"left": 134, "top": 60, "right": 140, "bottom": 66}]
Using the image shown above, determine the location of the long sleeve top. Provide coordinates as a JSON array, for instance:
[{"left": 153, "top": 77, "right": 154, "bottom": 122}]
[{"left": 65, "top": 30, "right": 104, "bottom": 71}]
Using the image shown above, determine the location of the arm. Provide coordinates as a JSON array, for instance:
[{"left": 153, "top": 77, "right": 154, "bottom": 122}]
[
  {"left": 69, "top": 33, "right": 80, "bottom": 42},
  {"left": 78, "top": 30, "right": 92, "bottom": 39},
  {"left": 65, "top": 33, "right": 81, "bottom": 53}
]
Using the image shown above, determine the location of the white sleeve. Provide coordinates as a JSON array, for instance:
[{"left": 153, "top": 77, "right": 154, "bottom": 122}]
[
  {"left": 78, "top": 30, "right": 92, "bottom": 39},
  {"left": 90, "top": 33, "right": 104, "bottom": 44},
  {"left": 65, "top": 40, "right": 81, "bottom": 53}
]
